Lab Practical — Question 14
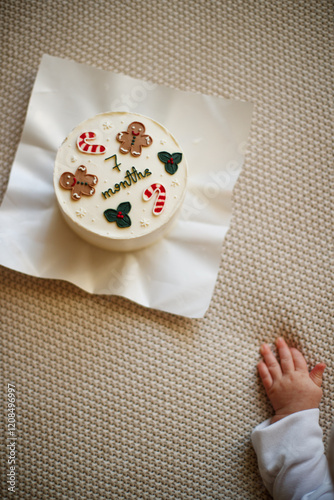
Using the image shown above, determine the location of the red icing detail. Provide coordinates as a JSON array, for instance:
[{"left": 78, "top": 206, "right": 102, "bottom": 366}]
[
  {"left": 71, "top": 177, "right": 77, "bottom": 187},
  {"left": 132, "top": 131, "right": 139, "bottom": 136},
  {"left": 117, "top": 211, "right": 124, "bottom": 219}
]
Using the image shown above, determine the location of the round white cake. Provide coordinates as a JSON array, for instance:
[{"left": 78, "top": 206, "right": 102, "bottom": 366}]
[{"left": 54, "top": 112, "right": 188, "bottom": 251}]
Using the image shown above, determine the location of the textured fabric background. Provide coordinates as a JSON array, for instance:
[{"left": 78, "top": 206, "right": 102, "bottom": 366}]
[{"left": 0, "top": 1, "right": 333, "bottom": 498}]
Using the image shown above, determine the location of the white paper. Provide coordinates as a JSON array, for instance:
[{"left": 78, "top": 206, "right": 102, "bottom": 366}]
[{"left": 0, "top": 55, "right": 253, "bottom": 317}]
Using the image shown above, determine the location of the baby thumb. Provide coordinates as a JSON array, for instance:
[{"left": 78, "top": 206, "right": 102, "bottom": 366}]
[{"left": 309, "top": 363, "right": 326, "bottom": 387}]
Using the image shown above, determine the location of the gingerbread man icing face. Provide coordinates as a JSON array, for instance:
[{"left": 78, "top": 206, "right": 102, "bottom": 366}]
[
  {"left": 116, "top": 121, "right": 153, "bottom": 157},
  {"left": 59, "top": 165, "right": 98, "bottom": 200}
]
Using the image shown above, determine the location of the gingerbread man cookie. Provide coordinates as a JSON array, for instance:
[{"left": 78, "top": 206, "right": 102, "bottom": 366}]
[
  {"left": 116, "top": 122, "right": 153, "bottom": 157},
  {"left": 59, "top": 165, "right": 98, "bottom": 201}
]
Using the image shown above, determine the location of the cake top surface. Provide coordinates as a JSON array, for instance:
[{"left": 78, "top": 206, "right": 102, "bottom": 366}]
[{"left": 54, "top": 112, "right": 188, "bottom": 242}]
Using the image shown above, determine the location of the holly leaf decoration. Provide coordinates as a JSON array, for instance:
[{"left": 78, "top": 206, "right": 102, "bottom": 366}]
[
  {"left": 158, "top": 151, "right": 182, "bottom": 175},
  {"left": 117, "top": 201, "right": 131, "bottom": 214},
  {"left": 104, "top": 202, "right": 132, "bottom": 228},
  {"left": 104, "top": 208, "right": 117, "bottom": 222}
]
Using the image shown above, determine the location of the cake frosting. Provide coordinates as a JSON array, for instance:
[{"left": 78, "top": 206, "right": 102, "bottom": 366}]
[{"left": 54, "top": 112, "right": 188, "bottom": 251}]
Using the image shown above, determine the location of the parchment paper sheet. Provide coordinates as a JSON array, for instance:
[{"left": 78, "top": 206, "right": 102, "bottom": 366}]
[{"left": 0, "top": 55, "right": 253, "bottom": 317}]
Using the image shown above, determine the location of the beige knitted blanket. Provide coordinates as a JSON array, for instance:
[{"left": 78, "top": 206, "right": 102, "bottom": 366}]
[{"left": 1, "top": 1, "right": 333, "bottom": 498}]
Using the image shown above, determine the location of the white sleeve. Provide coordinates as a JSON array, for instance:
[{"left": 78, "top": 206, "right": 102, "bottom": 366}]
[{"left": 251, "top": 409, "right": 333, "bottom": 500}]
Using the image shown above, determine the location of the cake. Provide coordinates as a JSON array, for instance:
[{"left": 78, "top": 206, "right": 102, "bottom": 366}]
[{"left": 54, "top": 112, "right": 188, "bottom": 252}]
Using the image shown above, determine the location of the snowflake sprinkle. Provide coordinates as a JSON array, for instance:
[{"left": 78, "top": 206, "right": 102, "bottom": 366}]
[
  {"left": 76, "top": 208, "right": 87, "bottom": 218},
  {"left": 140, "top": 218, "right": 150, "bottom": 228},
  {"left": 102, "top": 121, "right": 114, "bottom": 130}
]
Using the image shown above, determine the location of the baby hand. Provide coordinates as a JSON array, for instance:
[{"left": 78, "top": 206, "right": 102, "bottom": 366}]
[{"left": 258, "top": 338, "right": 326, "bottom": 424}]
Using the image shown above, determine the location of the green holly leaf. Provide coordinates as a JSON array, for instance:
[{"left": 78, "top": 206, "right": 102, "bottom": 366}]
[
  {"left": 104, "top": 209, "right": 117, "bottom": 222},
  {"left": 116, "top": 214, "right": 131, "bottom": 228},
  {"left": 165, "top": 162, "right": 178, "bottom": 175},
  {"left": 158, "top": 151, "right": 171, "bottom": 163},
  {"left": 117, "top": 201, "right": 131, "bottom": 215},
  {"left": 172, "top": 152, "right": 182, "bottom": 164}
]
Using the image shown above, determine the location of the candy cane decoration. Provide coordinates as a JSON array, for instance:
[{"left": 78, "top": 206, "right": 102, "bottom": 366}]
[
  {"left": 77, "top": 132, "right": 106, "bottom": 154},
  {"left": 143, "top": 183, "right": 166, "bottom": 215}
]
